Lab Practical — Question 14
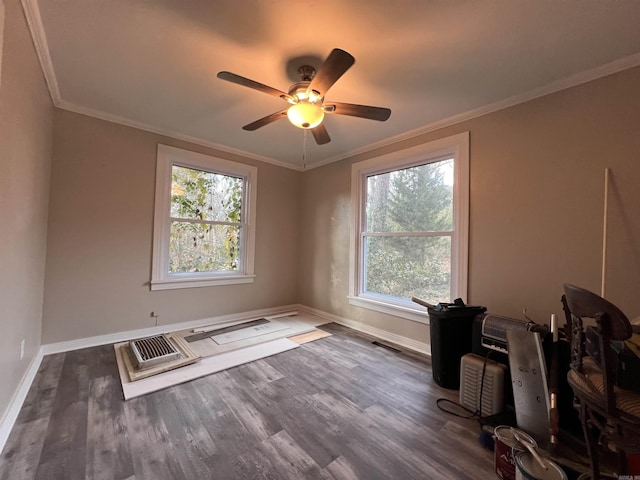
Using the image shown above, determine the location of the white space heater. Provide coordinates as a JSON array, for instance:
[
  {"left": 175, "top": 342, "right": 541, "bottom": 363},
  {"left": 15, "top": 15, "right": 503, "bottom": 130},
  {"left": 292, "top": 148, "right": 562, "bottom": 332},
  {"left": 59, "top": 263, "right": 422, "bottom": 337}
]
[{"left": 459, "top": 353, "right": 506, "bottom": 417}]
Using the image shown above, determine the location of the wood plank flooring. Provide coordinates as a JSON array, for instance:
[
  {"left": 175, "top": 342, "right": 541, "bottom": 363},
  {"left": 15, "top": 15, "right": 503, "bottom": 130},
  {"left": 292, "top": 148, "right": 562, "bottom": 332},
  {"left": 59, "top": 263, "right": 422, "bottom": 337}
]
[{"left": 0, "top": 323, "right": 497, "bottom": 479}]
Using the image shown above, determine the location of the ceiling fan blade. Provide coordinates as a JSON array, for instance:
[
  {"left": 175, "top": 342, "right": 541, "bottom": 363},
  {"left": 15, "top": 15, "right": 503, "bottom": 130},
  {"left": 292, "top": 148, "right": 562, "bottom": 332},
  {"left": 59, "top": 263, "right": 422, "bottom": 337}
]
[
  {"left": 217, "top": 71, "right": 287, "bottom": 99},
  {"left": 308, "top": 49, "right": 355, "bottom": 97},
  {"left": 242, "top": 110, "right": 288, "bottom": 131},
  {"left": 325, "top": 102, "right": 391, "bottom": 121},
  {"left": 311, "top": 124, "right": 331, "bottom": 145}
]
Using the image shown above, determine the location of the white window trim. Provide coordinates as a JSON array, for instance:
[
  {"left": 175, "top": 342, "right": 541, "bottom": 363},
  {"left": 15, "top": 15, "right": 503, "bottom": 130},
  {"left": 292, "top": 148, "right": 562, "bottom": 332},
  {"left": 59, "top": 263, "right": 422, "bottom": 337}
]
[
  {"left": 151, "top": 144, "right": 257, "bottom": 291},
  {"left": 348, "top": 132, "right": 470, "bottom": 324}
]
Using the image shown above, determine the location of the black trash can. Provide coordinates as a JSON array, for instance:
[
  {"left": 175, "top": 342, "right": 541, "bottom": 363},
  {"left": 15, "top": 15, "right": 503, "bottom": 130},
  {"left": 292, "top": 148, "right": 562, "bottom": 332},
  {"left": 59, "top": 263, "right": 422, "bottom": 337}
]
[{"left": 428, "top": 299, "right": 486, "bottom": 389}]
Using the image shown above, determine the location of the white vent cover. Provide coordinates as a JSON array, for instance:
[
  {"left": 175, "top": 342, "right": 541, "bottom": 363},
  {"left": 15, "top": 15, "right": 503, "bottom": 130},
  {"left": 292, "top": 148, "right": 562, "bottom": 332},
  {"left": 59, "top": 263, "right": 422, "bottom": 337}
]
[
  {"left": 459, "top": 353, "right": 506, "bottom": 417},
  {"left": 129, "top": 334, "right": 181, "bottom": 370}
]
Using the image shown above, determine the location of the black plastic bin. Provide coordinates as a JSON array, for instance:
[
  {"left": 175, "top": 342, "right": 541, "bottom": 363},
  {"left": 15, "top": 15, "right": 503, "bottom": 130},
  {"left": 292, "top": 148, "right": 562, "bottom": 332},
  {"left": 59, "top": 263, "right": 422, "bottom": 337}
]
[{"left": 428, "top": 300, "right": 486, "bottom": 389}]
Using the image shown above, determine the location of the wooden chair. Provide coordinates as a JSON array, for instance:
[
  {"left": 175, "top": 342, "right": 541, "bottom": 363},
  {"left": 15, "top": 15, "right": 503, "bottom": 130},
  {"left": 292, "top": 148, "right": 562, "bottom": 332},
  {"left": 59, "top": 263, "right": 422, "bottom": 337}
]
[{"left": 563, "top": 283, "right": 640, "bottom": 478}]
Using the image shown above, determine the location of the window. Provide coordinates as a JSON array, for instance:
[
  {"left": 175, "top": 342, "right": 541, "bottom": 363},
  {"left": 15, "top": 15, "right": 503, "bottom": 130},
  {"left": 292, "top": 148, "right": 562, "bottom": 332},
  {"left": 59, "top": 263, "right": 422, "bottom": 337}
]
[
  {"left": 151, "top": 145, "right": 257, "bottom": 290},
  {"left": 349, "top": 132, "right": 469, "bottom": 323}
]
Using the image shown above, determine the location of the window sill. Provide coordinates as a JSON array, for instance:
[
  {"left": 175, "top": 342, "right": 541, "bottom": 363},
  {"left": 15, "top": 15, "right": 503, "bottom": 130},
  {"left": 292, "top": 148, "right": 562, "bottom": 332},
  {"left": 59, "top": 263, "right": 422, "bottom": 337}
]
[
  {"left": 151, "top": 274, "right": 256, "bottom": 291},
  {"left": 347, "top": 295, "right": 429, "bottom": 324}
]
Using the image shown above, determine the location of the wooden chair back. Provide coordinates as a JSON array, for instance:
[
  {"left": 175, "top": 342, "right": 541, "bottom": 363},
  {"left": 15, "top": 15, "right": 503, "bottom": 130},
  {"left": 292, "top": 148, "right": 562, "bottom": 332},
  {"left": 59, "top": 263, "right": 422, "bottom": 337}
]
[{"left": 563, "top": 283, "right": 632, "bottom": 414}]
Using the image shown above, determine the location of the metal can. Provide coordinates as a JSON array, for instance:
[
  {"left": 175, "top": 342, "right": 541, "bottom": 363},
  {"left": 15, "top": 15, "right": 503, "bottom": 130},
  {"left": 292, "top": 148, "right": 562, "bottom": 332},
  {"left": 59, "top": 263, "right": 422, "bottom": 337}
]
[{"left": 514, "top": 451, "right": 567, "bottom": 480}]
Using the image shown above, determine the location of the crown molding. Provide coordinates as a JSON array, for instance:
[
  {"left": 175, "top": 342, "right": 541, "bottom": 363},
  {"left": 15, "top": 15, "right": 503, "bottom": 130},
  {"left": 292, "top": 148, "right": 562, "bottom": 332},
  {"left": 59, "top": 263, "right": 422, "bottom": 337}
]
[
  {"left": 306, "top": 52, "right": 640, "bottom": 170},
  {"left": 20, "top": 0, "right": 640, "bottom": 172},
  {"left": 55, "top": 100, "right": 304, "bottom": 171},
  {"left": 20, "top": 0, "right": 61, "bottom": 104}
]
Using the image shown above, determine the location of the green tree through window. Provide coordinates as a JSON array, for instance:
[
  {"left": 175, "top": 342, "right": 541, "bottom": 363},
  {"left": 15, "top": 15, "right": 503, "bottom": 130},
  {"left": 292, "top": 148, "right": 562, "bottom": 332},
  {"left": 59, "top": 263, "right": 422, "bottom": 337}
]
[{"left": 364, "top": 159, "right": 453, "bottom": 304}]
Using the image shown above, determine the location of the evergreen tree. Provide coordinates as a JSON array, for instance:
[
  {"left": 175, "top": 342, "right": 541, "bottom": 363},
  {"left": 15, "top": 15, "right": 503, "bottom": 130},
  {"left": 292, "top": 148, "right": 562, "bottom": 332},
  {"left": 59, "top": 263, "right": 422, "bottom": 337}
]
[{"left": 365, "top": 159, "right": 453, "bottom": 303}]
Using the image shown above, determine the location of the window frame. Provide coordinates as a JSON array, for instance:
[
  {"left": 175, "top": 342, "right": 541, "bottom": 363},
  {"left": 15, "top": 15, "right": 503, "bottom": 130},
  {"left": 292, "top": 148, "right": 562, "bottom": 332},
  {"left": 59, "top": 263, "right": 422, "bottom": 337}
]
[
  {"left": 348, "top": 132, "right": 470, "bottom": 323},
  {"left": 151, "top": 144, "right": 257, "bottom": 291}
]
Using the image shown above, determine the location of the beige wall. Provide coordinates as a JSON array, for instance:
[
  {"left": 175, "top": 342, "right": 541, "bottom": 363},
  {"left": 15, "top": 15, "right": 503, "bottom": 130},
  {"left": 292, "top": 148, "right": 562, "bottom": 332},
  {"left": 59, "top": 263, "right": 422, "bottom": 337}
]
[
  {"left": 299, "top": 66, "right": 640, "bottom": 344},
  {"left": 43, "top": 110, "right": 300, "bottom": 343},
  {"left": 0, "top": 0, "right": 54, "bottom": 418},
  {"left": 18, "top": 19, "right": 640, "bottom": 351}
]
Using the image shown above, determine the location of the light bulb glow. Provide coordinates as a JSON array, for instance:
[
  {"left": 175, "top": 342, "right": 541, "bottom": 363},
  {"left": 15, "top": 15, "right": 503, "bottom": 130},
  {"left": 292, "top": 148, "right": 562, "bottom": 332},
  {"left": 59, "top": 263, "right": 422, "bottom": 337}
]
[{"left": 287, "top": 102, "right": 324, "bottom": 129}]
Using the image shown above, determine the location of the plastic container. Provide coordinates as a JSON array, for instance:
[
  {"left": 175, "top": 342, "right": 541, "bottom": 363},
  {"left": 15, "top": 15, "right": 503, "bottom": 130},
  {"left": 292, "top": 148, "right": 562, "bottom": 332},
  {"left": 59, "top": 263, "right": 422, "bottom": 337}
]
[{"left": 428, "top": 300, "right": 486, "bottom": 389}]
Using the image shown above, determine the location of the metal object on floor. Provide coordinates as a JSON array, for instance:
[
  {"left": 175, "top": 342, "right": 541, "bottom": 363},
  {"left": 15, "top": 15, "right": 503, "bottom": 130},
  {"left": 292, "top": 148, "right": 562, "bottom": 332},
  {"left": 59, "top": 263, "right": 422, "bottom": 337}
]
[
  {"left": 507, "top": 328, "right": 551, "bottom": 447},
  {"left": 129, "top": 334, "right": 181, "bottom": 370},
  {"left": 184, "top": 318, "right": 270, "bottom": 343}
]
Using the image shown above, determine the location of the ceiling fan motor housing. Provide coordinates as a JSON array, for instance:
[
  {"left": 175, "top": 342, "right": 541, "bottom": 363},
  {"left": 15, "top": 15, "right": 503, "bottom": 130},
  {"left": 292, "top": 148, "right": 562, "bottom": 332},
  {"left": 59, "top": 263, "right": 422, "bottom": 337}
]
[{"left": 287, "top": 82, "right": 323, "bottom": 104}]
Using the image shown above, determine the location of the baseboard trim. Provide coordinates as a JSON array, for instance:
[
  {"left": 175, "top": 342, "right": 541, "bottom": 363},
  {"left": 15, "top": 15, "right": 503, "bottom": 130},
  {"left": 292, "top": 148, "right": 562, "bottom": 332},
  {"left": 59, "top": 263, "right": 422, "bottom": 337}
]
[
  {"left": 297, "top": 304, "right": 431, "bottom": 356},
  {"left": 40, "top": 304, "right": 430, "bottom": 358},
  {"left": 41, "top": 304, "right": 300, "bottom": 355},
  {"left": 0, "top": 348, "right": 44, "bottom": 455}
]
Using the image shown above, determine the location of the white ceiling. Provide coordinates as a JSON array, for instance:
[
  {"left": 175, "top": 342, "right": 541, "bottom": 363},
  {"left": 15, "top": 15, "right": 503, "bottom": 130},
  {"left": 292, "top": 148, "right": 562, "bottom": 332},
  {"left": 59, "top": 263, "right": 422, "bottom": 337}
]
[{"left": 30, "top": 0, "right": 640, "bottom": 170}]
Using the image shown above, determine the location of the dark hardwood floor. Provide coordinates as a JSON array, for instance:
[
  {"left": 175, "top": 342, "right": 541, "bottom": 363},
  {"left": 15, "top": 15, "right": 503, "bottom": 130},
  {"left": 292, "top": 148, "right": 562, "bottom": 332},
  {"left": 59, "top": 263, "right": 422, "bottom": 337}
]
[{"left": 0, "top": 323, "right": 496, "bottom": 479}]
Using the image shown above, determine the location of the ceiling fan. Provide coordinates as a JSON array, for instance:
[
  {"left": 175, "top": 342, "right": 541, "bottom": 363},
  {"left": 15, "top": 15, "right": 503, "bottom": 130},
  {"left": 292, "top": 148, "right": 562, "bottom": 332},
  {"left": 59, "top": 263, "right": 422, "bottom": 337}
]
[{"left": 217, "top": 48, "right": 391, "bottom": 145}]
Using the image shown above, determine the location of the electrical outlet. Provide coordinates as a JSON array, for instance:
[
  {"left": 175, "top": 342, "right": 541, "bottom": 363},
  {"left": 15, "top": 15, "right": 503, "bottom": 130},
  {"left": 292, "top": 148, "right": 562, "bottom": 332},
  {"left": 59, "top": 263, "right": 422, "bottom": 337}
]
[
  {"left": 20, "top": 340, "right": 25, "bottom": 360},
  {"left": 150, "top": 311, "right": 159, "bottom": 318}
]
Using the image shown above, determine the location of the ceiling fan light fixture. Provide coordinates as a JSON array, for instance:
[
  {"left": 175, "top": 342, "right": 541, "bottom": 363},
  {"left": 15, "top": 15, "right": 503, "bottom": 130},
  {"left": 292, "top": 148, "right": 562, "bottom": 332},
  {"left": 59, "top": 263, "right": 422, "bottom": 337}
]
[
  {"left": 219, "top": 49, "right": 390, "bottom": 143},
  {"left": 287, "top": 102, "right": 324, "bottom": 129}
]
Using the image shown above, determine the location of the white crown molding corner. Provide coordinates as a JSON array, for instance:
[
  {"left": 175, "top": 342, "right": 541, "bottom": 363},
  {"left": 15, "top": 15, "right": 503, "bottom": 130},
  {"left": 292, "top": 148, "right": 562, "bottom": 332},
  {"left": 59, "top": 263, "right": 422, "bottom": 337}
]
[
  {"left": 0, "top": 347, "right": 44, "bottom": 456},
  {"left": 41, "top": 304, "right": 301, "bottom": 355},
  {"left": 20, "top": 0, "right": 61, "bottom": 104},
  {"left": 297, "top": 304, "right": 430, "bottom": 356}
]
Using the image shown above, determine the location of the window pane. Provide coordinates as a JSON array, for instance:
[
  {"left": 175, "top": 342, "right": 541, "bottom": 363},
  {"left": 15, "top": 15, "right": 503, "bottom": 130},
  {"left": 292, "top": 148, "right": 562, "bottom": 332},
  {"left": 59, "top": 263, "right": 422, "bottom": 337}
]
[
  {"left": 171, "top": 165, "right": 243, "bottom": 223},
  {"left": 366, "top": 159, "right": 453, "bottom": 233},
  {"left": 170, "top": 221, "right": 240, "bottom": 273},
  {"left": 364, "top": 235, "right": 451, "bottom": 304}
]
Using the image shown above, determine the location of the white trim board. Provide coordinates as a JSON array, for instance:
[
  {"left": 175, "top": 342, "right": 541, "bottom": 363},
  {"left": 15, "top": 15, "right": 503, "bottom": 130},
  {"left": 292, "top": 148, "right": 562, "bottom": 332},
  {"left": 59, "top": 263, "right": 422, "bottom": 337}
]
[
  {"left": 115, "top": 338, "right": 299, "bottom": 400},
  {"left": 41, "top": 304, "right": 300, "bottom": 355},
  {"left": 116, "top": 313, "right": 325, "bottom": 399},
  {"left": 210, "top": 320, "right": 289, "bottom": 345},
  {"left": 179, "top": 314, "right": 323, "bottom": 357},
  {"left": 0, "top": 348, "right": 44, "bottom": 456},
  {"left": 297, "top": 305, "right": 431, "bottom": 357},
  {"left": 39, "top": 302, "right": 429, "bottom": 361}
]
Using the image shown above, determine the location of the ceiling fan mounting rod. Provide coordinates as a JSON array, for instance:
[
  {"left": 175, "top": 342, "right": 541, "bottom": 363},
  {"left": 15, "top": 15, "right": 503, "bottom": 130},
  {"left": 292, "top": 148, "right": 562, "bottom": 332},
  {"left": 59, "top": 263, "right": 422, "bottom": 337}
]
[{"left": 297, "top": 65, "right": 316, "bottom": 82}]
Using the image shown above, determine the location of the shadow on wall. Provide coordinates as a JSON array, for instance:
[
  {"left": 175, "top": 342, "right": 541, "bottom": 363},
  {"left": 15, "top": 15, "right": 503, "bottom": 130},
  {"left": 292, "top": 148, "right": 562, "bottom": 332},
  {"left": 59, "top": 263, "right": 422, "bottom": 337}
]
[
  {"left": 610, "top": 173, "right": 640, "bottom": 277},
  {"left": 329, "top": 194, "right": 351, "bottom": 313}
]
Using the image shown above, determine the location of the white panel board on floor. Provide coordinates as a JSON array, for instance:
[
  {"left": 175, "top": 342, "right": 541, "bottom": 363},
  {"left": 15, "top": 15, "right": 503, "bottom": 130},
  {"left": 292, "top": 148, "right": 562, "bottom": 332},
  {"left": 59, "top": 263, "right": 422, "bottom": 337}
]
[
  {"left": 115, "top": 338, "right": 299, "bottom": 400},
  {"left": 211, "top": 319, "right": 289, "bottom": 345},
  {"left": 183, "top": 314, "right": 325, "bottom": 356}
]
